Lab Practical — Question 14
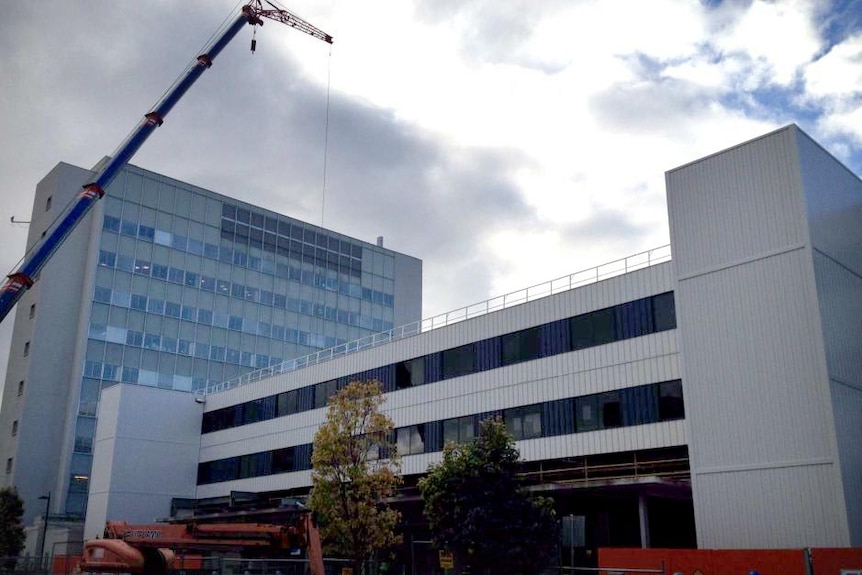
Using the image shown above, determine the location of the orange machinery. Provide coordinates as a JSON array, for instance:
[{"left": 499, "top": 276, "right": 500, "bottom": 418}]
[{"left": 79, "top": 512, "right": 324, "bottom": 575}]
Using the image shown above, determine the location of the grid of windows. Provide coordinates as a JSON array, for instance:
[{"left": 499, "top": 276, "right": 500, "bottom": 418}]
[
  {"left": 103, "top": 215, "right": 394, "bottom": 308},
  {"left": 202, "top": 292, "right": 677, "bottom": 434},
  {"left": 220, "top": 203, "right": 364, "bottom": 279},
  {"left": 197, "top": 380, "right": 684, "bottom": 485},
  {"left": 96, "top": 248, "right": 392, "bottom": 330},
  {"left": 68, "top": 171, "right": 412, "bottom": 517}
]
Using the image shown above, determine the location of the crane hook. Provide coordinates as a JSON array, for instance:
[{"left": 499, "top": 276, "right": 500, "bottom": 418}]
[{"left": 251, "top": 26, "right": 258, "bottom": 53}]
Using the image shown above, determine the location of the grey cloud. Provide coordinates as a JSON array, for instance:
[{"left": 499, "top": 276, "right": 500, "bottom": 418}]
[
  {"left": 589, "top": 76, "right": 716, "bottom": 139},
  {"left": 411, "top": 0, "right": 570, "bottom": 71}
]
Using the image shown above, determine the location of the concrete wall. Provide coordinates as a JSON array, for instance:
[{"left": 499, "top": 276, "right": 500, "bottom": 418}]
[
  {"left": 85, "top": 384, "right": 202, "bottom": 540},
  {"left": 0, "top": 162, "right": 97, "bottom": 524},
  {"left": 667, "top": 125, "right": 848, "bottom": 547},
  {"left": 392, "top": 252, "right": 422, "bottom": 330},
  {"left": 197, "top": 261, "right": 682, "bottom": 497}
]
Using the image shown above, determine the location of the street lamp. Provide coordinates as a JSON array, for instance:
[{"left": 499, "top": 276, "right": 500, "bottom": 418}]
[{"left": 37, "top": 492, "right": 50, "bottom": 560}]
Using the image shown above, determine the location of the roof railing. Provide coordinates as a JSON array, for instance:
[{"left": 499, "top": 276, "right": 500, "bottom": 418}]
[{"left": 204, "top": 244, "right": 671, "bottom": 395}]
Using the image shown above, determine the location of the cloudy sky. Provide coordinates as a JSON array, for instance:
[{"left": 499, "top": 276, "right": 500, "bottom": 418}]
[{"left": 0, "top": 0, "right": 860, "bottom": 382}]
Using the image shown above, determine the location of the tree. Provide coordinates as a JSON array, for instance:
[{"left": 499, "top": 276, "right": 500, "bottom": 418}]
[
  {"left": 0, "top": 488, "right": 25, "bottom": 557},
  {"left": 418, "top": 418, "right": 558, "bottom": 575},
  {"left": 309, "top": 380, "right": 402, "bottom": 574}
]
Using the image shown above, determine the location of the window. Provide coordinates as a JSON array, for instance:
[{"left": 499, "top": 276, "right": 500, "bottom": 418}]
[
  {"left": 45, "top": 196, "right": 52, "bottom": 211},
  {"left": 11, "top": 421, "right": 17, "bottom": 436},
  {"left": 23, "top": 341, "right": 29, "bottom": 357},
  {"left": 652, "top": 292, "right": 676, "bottom": 332},
  {"left": 314, "top": 380, "right": 339, "bottom": 409},
  {"left": 443, "top": 415, "right": 475, "bottom": 445},
  {"left": 442, "top": 343, "right": 476, "bottom": 379},
  {"left": 130, "top": 294, "right": 148, "bottom": 311},
  {"left": 17, "top": 381, "right": 23, "bottom": 397},
  {"left": 658, "top": 380, "right": 685, "bottom": 421},
  {"left": 395, "top": 357, "right": 425, "bottom": 389},
  {"left": 98, "top": 250, "right": 116, "bottom": 268},
  {"left": 505, "top": 405, "right": 543, "bottom": 440},
  {"left": 570, "top": 307, "right": 616, "bottom": 350},
  {"left": 272, "top": 447, "right": 295, "bottom": 474},
  {"left": 397, "top": 424, "right": 426, "bottom": 455},
  {"left": 277, "top": 390, "right": 298, "bottom": 416},
  {"left": 598, "top": 391, "right": 622, "bottom": 428},
  {"left": 501, "top": 326, "right": 541, "bottom": 366},
  {"left": 152, "top": 264, "right": 168, "bottom": 280},
  {"left": 575, "top": 396, "right": 598, "bottom": 432},
  {"left": 5, "top": 458, "right": 11, "bottom": 474}
]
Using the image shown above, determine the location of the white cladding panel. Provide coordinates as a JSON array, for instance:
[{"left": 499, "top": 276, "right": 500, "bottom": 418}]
[
  {"left": 677, "top": 249, "right": 834, "bottom": 469},
  {"left": 85, "top": 385, "right": 202, "bottom": 539},
  {"left": 199, "top": 332, "right": 680, "bottom": 462},
  {"left": 668, "top": 125, "right": 850, "bottom": 547},
  {"left": 798, "top": 130, "right": 862, "bottom": 277},
  {"left": 813, "top": 252, "right": 862, "bottom": 546},
  {"left": 667, "top": 126, "right": 807, "bottom": 279},
  {"left": 196, "top": 420, "right": 686, "bottom": 498},
  {"left": 197, "top": 261, "right": 681, "bottom": 494},
  {"left": 694, "top": 462, "right": 848, "bottom": 548},
  {"left": 204, "top": 261, "right": 676, "bottom": 411}
]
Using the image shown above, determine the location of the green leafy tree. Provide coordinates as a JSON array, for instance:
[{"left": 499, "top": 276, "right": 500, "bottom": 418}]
[
  {"left": 309, "top": 380, "right": 402, "bottom": 574},
  {"left": 418, "top": 418, "right": 558, "bottom": 575},
  {"left": 0, "top": 488, "right": 26, "bottom": 557}
]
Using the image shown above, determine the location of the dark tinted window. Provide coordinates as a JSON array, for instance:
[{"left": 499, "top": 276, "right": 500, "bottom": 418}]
[
  {"left": 658, "top": 380, "right": 685, "bottom": 420},
  {"left": 653, "top": 292, "right": 677, "bottom": 332},
  {"left": 500, "top": 326, "right": 541, "bottom": 366},
  {"left": 395, "top": 357, "right": 425, "bottom": 389},
  {"left": 599, "top": 391, "right": 622, "bottom": 428},
  {"left": 570, "top": 307, "right": 616, "bottom": 350},
  {"left": 442, "top": 344, "right": 476, "bottom": 379}
]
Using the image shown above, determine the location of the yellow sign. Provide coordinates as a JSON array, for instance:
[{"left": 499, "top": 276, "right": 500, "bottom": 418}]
[{"left": 439, "top": 550, "right": 454, "bottom": 569}]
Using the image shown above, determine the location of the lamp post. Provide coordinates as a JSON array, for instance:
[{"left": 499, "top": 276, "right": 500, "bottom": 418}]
[{"left": 37, "top": 492, "right": 50, "bottom": 560}]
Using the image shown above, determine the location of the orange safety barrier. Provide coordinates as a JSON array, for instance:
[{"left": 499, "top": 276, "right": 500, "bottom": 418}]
[
  {"left": 809, "top": 548, "right": 862, "bottom": 574},
  {"left": 599, "top": 548, "right": 806, "bottom": 575},
  {"left": 52, "top": 554, "right": 82, "bottom": 575}
]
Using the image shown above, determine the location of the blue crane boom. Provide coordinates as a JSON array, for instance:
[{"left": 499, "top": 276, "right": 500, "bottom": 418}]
[{"left": 0, "top": 1, "right": 332, "bottom": 324}]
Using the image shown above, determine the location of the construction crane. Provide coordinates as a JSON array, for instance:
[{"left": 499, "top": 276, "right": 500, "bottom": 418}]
[
  {"left": 79, "top": 511, "right": 325, "bottom": 575},
  {"left": 0, "top": 0, "right": 332, "bottom": 324}
]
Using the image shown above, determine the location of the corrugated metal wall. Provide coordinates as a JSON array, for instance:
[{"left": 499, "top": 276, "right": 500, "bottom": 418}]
[
  {"left": 667, "top": 125, "right": 851, "bottom": 548},
  {"left": 196, "top": 262, "right": 682, "bottom": 497}
]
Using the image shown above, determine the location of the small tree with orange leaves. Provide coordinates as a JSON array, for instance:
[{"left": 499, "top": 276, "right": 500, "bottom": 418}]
[{"left": 309, "top": 380, "right": 401, "bottom": 574}]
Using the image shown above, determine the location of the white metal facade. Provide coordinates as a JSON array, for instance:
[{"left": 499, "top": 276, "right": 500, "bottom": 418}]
[
  {"left": 668, "top": 125, "right": 862, "bottom": 548},
  {"left": 196, "top": 260, "right": 682, "bottom": 498},
  {"left": 85, "top": 125, "right": 861, "bottom": 550}
]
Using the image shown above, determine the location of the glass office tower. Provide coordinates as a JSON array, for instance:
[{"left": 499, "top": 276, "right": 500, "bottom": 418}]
[{"left": 0, "top": 161, "right": 422, "bottom": 519}]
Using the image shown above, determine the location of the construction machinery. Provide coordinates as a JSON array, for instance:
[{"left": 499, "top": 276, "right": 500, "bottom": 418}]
[
  {"left": 0, "top": 1, "right": 332, "bottom": 324},
  {"left": 79, "top": 510, "right": 324, "bottom": 575}
]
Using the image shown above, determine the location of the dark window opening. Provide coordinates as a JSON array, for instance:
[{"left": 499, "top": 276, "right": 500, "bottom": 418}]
[
  {"left": 395, "top": 357, "right": 425, "bottom": 389},
  {"left": 500, "top": 326, "right": 541, "bottom": 366},
  {"left": 599, "top": 392, "right": 622, "bottom": 428},
  {"left": 570, "top": 307, "right": 616, "bottom": 350},
  {"left": 442, "top": 344, "right": 476, "bottom": 379},
  {"left": 653, "top": 292, "right": 677, "bottom": 332},
  {"left": 659, "top": 380, "right": 685, "bottom": 421}
]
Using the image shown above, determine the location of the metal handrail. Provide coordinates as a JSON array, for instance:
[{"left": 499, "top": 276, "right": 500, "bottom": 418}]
[{"left": 205, "top": 244, "right": 672, "bottom": 395}]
